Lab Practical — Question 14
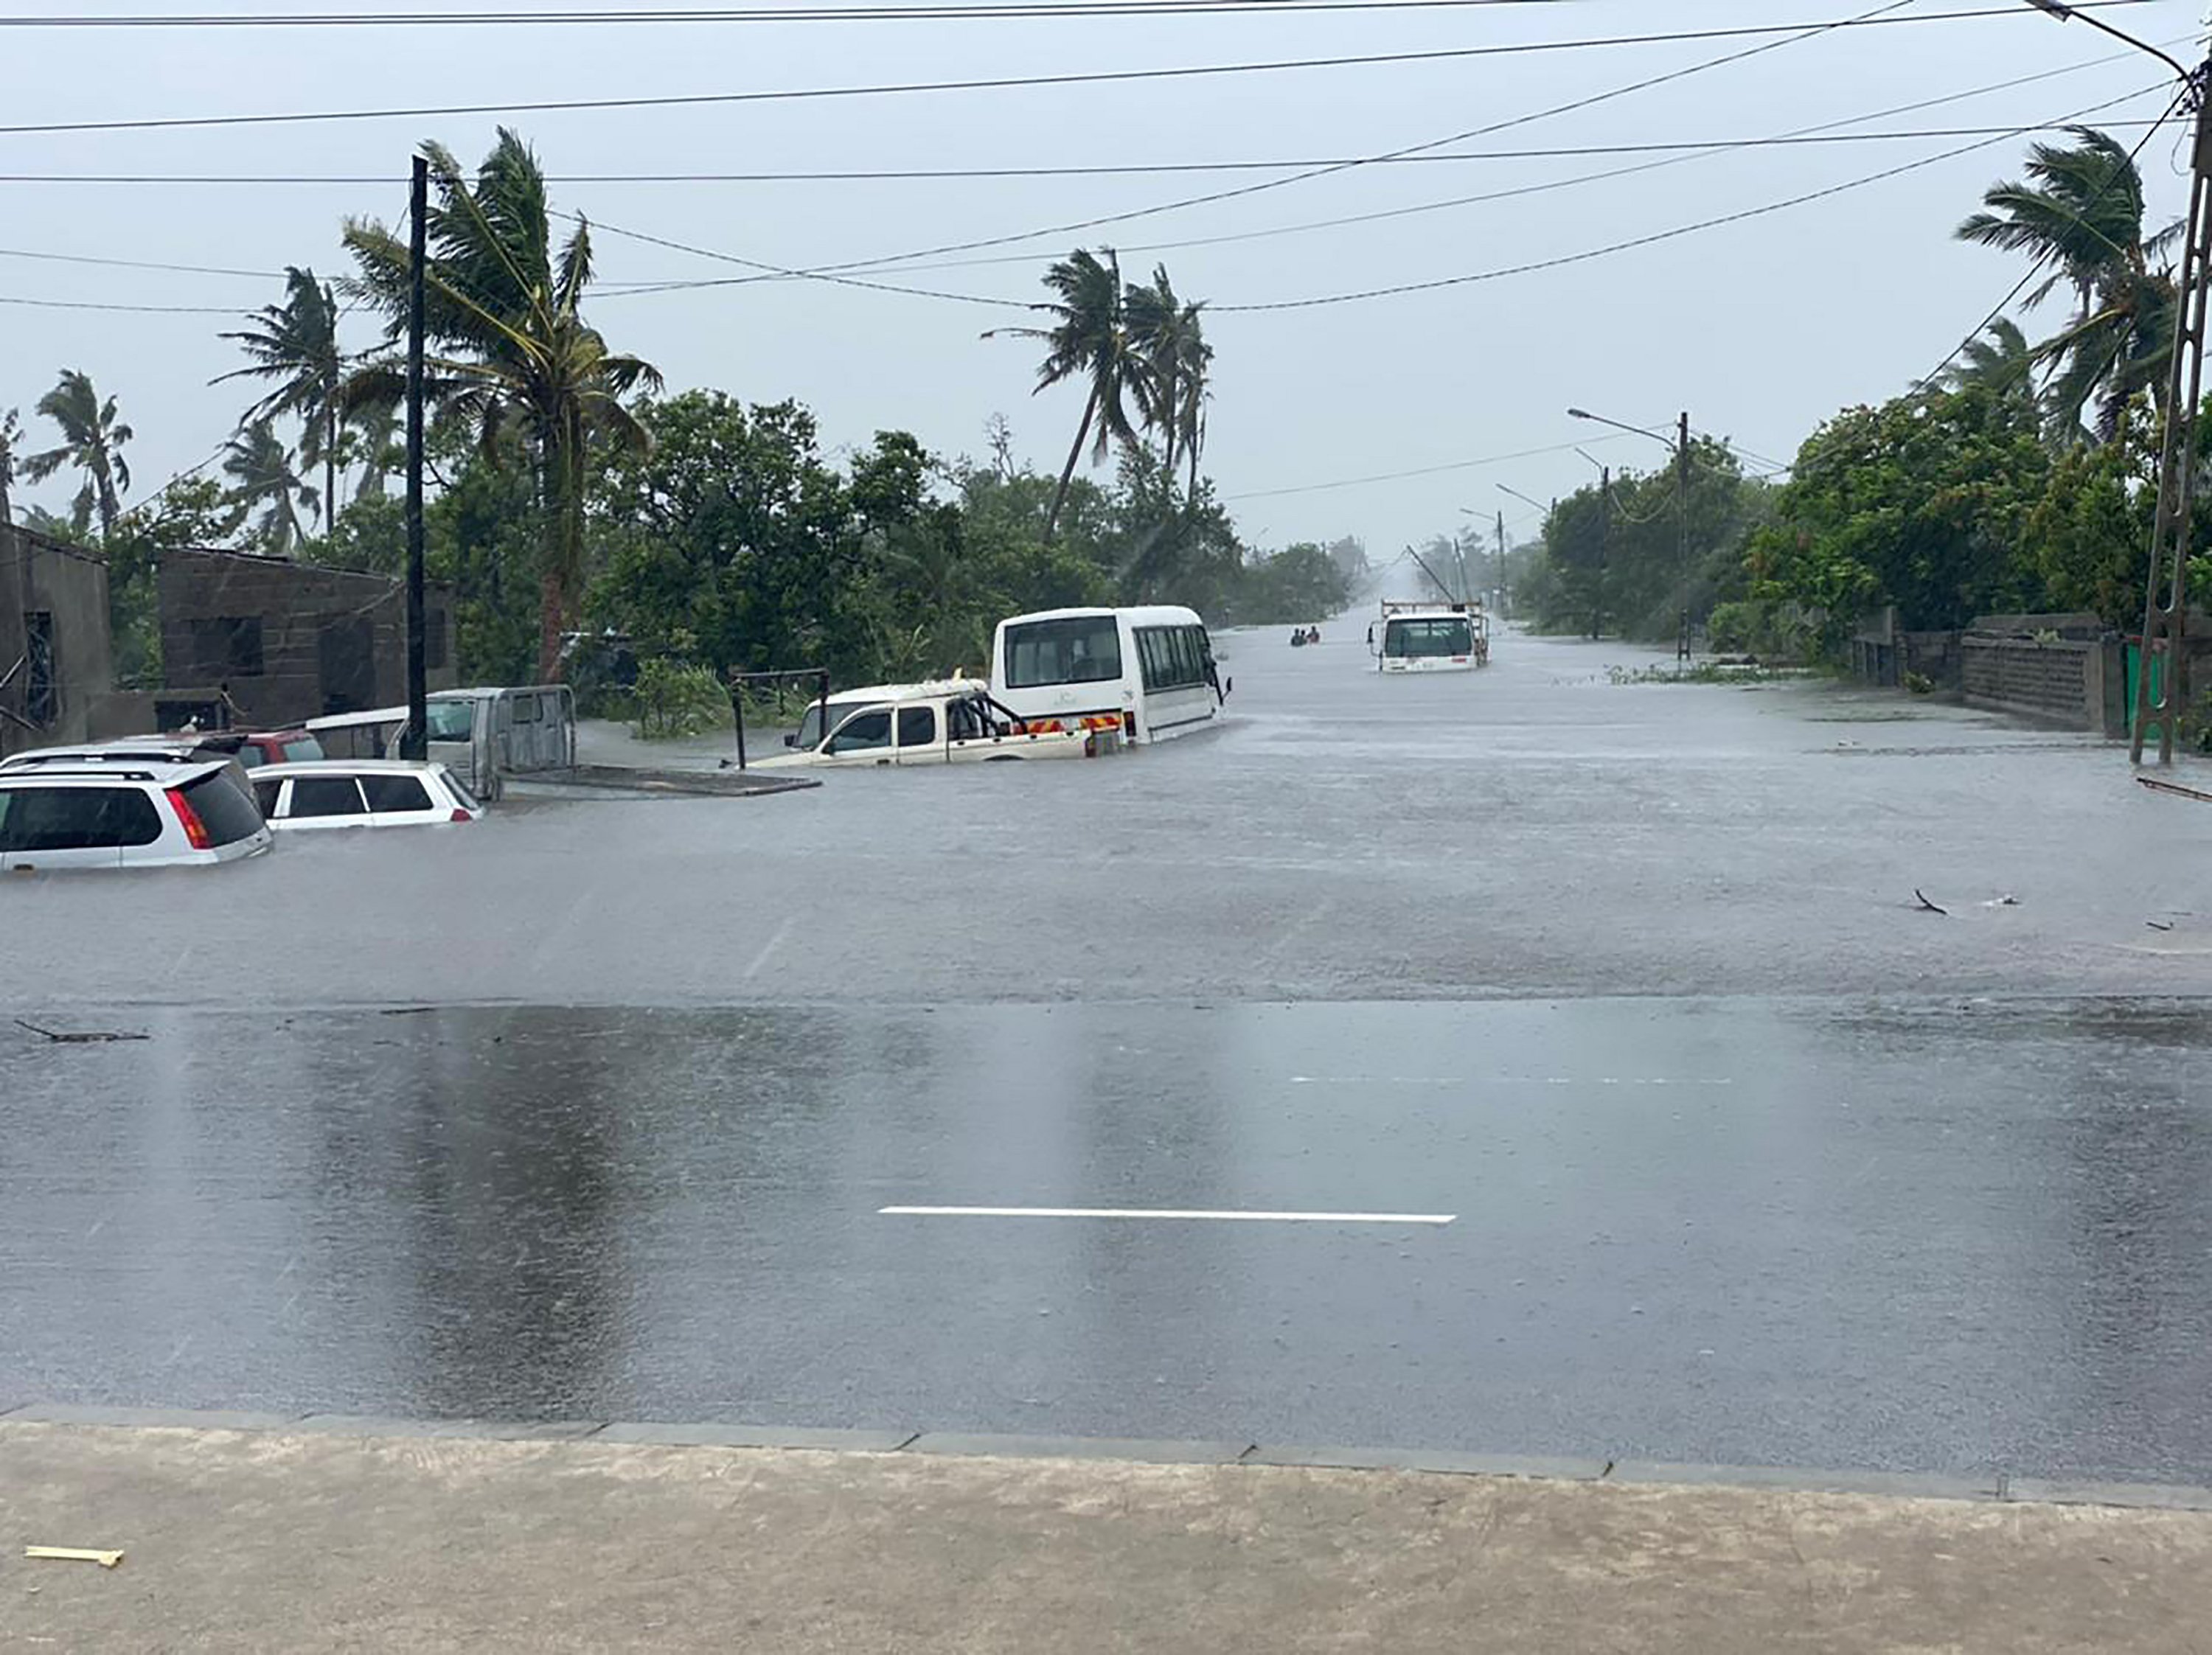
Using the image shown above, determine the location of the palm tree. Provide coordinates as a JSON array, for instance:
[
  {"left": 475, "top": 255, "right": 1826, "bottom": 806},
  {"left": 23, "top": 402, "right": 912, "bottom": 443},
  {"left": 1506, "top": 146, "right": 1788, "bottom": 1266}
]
[
  {"left": 342, "top": 129, "right": 662, "bottom": 678},
  {"left": 1123, "top": 265, "right": 1216, "bottom": 490},
  {"left": 344, "top": 400, "right": 400, "bottom": 501},
  {"left": 1173, "top": 306, "right": 1212, "bottom": 498},
  {"left": 215, "top": 267, "right": 346, "bottom": 529},
  {"left": 220, "top": 419, "right": 319, "bottom": 554},
  {"left": 1940, "top": 318, "right": 2037, "bottom": 396},
  {"left": 990, "top": 248, "right": 1141, "bottom": 538},
  {"left": 18, "top": 369, "right": 131, "bottom": 538},
  {"left": 1957, "top": 127, "right": 2179, "bottom": 440}
]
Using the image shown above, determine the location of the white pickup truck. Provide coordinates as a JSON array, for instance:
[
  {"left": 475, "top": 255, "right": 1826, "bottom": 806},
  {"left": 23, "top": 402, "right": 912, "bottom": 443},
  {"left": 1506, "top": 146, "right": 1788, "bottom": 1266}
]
[{"left": 756, "top": 679, "right": 1122, "bottom": 769}]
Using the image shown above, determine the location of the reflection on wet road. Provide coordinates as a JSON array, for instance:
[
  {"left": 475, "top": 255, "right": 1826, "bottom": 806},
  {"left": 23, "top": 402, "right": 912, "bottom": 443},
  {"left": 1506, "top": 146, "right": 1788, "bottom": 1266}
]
[{"left": 6, "top": 997, "right": 2209, "bottom": 1482}]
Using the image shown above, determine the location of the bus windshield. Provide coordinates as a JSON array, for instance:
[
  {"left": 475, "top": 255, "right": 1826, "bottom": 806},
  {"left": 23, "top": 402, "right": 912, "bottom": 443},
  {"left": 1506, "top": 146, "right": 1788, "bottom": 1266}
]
[
  {"left": 1384, "top": 618, "right": 1473, "bottom": 658},
  {"left": 1004, "top": 616, "right": 1122, "bottom": 689}
]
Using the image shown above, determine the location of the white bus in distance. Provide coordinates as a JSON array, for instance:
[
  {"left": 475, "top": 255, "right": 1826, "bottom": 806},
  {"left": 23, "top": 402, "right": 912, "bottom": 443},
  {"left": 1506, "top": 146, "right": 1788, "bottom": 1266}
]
[{"left": 990, "top": 605, "right": 1228, "bottom": 745}]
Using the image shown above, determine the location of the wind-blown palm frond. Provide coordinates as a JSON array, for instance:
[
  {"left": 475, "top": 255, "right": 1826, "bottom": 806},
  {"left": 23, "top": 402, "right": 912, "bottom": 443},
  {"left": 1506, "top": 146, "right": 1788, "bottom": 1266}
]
[
  {"left": 219, "top": 419, "right": 319, "bottom": 554},
  {"left": 20, "top": 369, "right": 131, "bottom": 538},
  {"left": 1956, "top": 126, "right": 2177, "bottom": 442},
  {"left": 215, "top": 267, "right": 345, "bottom": 527},
  {"left": 989, "top": 247, "right": 1144, "bottom": 537},
  {"left": 340, "top": 129, "right": 661, "bottom": 675}
]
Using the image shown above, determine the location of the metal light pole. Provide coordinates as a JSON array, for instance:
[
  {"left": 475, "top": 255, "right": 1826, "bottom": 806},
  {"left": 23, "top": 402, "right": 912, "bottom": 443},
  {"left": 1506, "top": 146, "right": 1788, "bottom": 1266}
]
[
  {"left": 1571, "top": 405, "right": 1692, "bottom": 662},
  {"left": 401, "top": 153, "right": 429, "bottom": 763},
  {"left": 2026, "top": 5, "right": 2208, "bottom": 763}
]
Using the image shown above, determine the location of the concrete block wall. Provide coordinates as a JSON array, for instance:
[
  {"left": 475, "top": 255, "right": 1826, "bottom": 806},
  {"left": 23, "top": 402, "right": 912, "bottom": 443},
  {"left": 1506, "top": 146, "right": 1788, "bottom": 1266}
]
[{"left": 1960, "top": 636, "right": 2096, "bottom": 728}]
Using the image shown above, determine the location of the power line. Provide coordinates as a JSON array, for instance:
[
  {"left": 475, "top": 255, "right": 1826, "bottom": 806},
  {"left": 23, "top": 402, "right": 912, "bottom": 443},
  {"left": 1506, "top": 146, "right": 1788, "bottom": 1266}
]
[
  {"left": 0, "top": 245, "right": 279, "bottom": 279},
  {"left": 0, "top": 294, "right": 247, "bottom": 313},
  {"left": 0, "top": 0, "right": 2163, "bottom": 22},
  {"left": 4, "top": 119, "right": 2191, "bottom": 192},
  {"left": 1210, "top": 78, "right": 2174, "bottom": 312},
  {"left": 0, "top": 36, "right": 2182, "bottom": 299},
  {"left": 0, "top": 0, "right": 1652, "bottom": 24},
  {"left": 818, "top": 66, "right": 2185, "bottom": 277},
  {"left": 0, "top": 6, "right": 2160, "bottom": 138},
  {"left": 1224, "top": 433, "right": 1636, "bottom": 500},
  {"left": 719, "top": 0, "right": 1930, "bottom": 281},
  {"left": 563, "top": 213, "right": 1034, "bottom": 307}
]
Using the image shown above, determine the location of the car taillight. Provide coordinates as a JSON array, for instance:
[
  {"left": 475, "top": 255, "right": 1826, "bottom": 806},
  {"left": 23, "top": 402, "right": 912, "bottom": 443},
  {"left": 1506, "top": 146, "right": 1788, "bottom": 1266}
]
[
  {"left": 451, "top": 808, "right": 475, "bottom": 823},
  {"left": 165, "top": 787, "right": 212, "bottom": 849}
]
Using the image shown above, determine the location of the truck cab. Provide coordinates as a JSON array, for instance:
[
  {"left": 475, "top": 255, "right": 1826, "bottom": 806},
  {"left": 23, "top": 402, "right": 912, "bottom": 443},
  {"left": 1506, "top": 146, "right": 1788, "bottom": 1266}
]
[
  {"left": 761, "top": 680, "right": 1121, "bottom": 768},
  {"left": 1369, "top": 600, "right": 1490, "bottom": 672}
]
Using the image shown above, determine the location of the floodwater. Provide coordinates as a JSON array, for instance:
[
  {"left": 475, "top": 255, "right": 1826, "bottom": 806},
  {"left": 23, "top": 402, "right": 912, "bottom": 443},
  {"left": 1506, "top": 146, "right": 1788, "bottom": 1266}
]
[
  {"left": 4, "top": 628, "right": 2210, "bottom": 1480},
  {"left": 1, "top": 629, "right": 2202, "bottom": 1008}
]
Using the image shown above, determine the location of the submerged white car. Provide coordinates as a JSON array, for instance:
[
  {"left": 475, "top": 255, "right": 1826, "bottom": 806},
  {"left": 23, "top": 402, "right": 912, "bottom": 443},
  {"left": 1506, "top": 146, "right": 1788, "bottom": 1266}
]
[
  {"left": 250, "top": 760, "right": 483, "bottom": 831},
  {"left": 758, "top": 680, "right": 1121, "bottom": 769}
]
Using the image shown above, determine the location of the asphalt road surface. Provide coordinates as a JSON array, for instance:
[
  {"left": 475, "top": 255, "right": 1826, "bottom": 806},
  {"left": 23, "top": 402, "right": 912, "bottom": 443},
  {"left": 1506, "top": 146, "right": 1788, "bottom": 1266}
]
[{"left": 4, "top": 628, "right": 2209, "bottom": 1482}]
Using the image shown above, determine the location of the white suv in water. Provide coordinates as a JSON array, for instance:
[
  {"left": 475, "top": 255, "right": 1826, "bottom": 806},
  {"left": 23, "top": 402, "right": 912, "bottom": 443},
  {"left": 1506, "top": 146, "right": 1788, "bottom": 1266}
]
[{"left": 0, "top": 759, "right": 273, "bottom": 872}]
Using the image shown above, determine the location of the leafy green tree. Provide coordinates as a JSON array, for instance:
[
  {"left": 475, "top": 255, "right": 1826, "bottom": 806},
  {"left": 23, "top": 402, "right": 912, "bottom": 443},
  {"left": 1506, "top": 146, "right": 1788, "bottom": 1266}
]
[
  {"left": 19, "top": 369, "right": 132, "bottom": 537},
  {"left": 993, "top": 248, "right": 1141, "bottom": 537},
  {"left": 1225, "top": 540, "right": 1353, "bottom": 625},
  {"left": 1957, "top": 128, "right": 2177, "bottom": 441},
  {"left": 2018, "top": 394, "right": 2212, "bottom": 628},
  {"left": 218, "top": 419, "right": 319, "bottom": 554},
  {"left": 1747, "top": 386, "right": 2050, "bottom": 655},
  {"left": 344, "top": 129, "right": 662, "bottom": 677},
  {"left": 215, "top": 267, "right": 346, "bottom": 526},
  {"left": 592, "top": 392, "right": 861, "bottom": 680}
]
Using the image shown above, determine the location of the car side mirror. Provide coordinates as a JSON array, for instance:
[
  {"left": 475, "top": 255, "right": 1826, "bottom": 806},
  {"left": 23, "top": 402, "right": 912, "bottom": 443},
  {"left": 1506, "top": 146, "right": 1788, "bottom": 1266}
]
[
  {"left": 1225, "top": 677, "right": 1234, "bottom": 697},
  {"left": 784, "top": 734, "right": 798, "bottom": 748}
]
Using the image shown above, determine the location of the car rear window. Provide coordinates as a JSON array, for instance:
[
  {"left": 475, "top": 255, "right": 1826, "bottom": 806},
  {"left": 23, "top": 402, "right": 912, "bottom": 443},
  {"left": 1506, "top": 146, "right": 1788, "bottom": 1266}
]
[
  {"left": 283, "top": 737, "right": 326, "bottom": 764},
  {"left": 442, "top": 769, "right": 481, "bottom": 813},
  {"left": 0, "top": 784, "right": 163, "bottom": 851},
  {"left": 362, "top": 774, "right": 434, "bottom": 814},
  {"left": 181, "top": 770, "right": 267, "bottom": 846}
]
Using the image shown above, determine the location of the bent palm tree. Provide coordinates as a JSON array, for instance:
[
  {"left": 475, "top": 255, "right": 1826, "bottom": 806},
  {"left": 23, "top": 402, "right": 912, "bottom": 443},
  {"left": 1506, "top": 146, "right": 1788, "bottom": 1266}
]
[
  {"left": 19, "top": 369, "right": 131, "bottom": 537},
  {"left": 220, "top": 419, "right": 319, "bottom": 554},
  {"left": 215, "top": 268, "right": 345, "bottom": 528},
  {"left": 1957, "top": 126, "right": 2179, "bottom": 439},
  {"left": 343, "top": 129, "right": 661, "bottom": 677},
  {"left": 1941, "top": 317, "right": 2036, "bottom": 395},
  {"left": 990, "top": 248, "right": 1140, "bottom": 537}
]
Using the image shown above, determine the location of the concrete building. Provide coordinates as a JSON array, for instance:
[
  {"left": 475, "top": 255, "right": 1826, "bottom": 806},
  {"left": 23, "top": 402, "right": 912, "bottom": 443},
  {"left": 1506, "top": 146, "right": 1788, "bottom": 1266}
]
[
  {"left": 0, "top": 524, "right": 114, "bottom": 758},
  {"left": 156, "top": 547, "right": 456, "bottom": 731}
]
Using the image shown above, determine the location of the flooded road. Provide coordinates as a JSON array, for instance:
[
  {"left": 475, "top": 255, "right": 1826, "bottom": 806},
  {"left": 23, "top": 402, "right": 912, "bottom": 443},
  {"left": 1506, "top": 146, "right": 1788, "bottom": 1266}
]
[
  {"left": 4, "top": 997, "right": 2211, "bottom": 1480},
  {"left": 0, "top": 630, "right": 2201, "bottom": 1008},
  {"left": 4, "top": 629, "right": 2209, "bottom": 1478}
]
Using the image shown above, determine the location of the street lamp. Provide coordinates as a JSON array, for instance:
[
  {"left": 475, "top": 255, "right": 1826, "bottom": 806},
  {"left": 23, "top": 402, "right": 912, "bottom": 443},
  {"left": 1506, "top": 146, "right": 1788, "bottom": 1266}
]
[
  {"left": 2020, "top": 1, "right": 2191, "bottom": 80},
  {"left": 2020, "top": 4, "right": 2205, "bottom": 764},
  {"left": 1571, "top": 405, "right": 1694, "bottom": 663}
]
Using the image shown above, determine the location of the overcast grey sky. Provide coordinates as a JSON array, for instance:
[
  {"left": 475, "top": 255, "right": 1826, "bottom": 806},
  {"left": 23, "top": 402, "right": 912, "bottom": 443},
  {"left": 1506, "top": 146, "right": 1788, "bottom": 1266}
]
[{"left": 0, "top": 0, "right": 2201, "bottom": 557}]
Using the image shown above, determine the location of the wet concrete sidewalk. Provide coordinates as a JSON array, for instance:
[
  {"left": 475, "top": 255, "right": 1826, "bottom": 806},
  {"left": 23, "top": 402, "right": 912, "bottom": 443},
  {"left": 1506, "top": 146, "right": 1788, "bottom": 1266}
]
[{"left": 6, "top": 1423, "right": 2210, "bottom": 1653}]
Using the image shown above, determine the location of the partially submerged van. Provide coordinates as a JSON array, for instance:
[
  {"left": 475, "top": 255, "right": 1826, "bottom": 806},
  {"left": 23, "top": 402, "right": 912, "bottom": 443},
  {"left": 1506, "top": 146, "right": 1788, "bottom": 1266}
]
[{"left": 305, "top": 686, "right": 576, "bottom": 802}]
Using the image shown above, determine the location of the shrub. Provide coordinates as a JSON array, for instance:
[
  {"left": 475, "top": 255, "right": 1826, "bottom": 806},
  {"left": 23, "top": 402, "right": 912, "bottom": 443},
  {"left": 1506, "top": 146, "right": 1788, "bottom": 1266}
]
[{"left": 632, "top": 659, "right": 730, "bottom": 739}]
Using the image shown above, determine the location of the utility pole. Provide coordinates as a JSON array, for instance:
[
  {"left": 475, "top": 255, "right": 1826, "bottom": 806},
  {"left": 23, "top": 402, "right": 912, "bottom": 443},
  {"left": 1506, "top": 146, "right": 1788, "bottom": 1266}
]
[
  {"left": 1676, "top": 409, "right": 1692, "bottom": 666},
  {"left": 0, "top": 419, "right": 25, "bottom": 753},
  {"left": 1594, "top": 465, "right": 1610, "bottom": 641},
  {"left": 2132, "top": 63, "right": 2212, "bottom": 764},
  {"left": 401, "top": 153, "right": 428, "bottom": 764},
  {"left": 1494, "top": 509, "right": 1506, "bottom": 612}
]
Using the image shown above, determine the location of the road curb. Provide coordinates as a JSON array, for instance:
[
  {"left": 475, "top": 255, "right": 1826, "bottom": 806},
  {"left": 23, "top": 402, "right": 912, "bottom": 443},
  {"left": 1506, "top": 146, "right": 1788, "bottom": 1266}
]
[{"left": 5, "top": 1402, "right": 2211, "bottom": 1513}]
